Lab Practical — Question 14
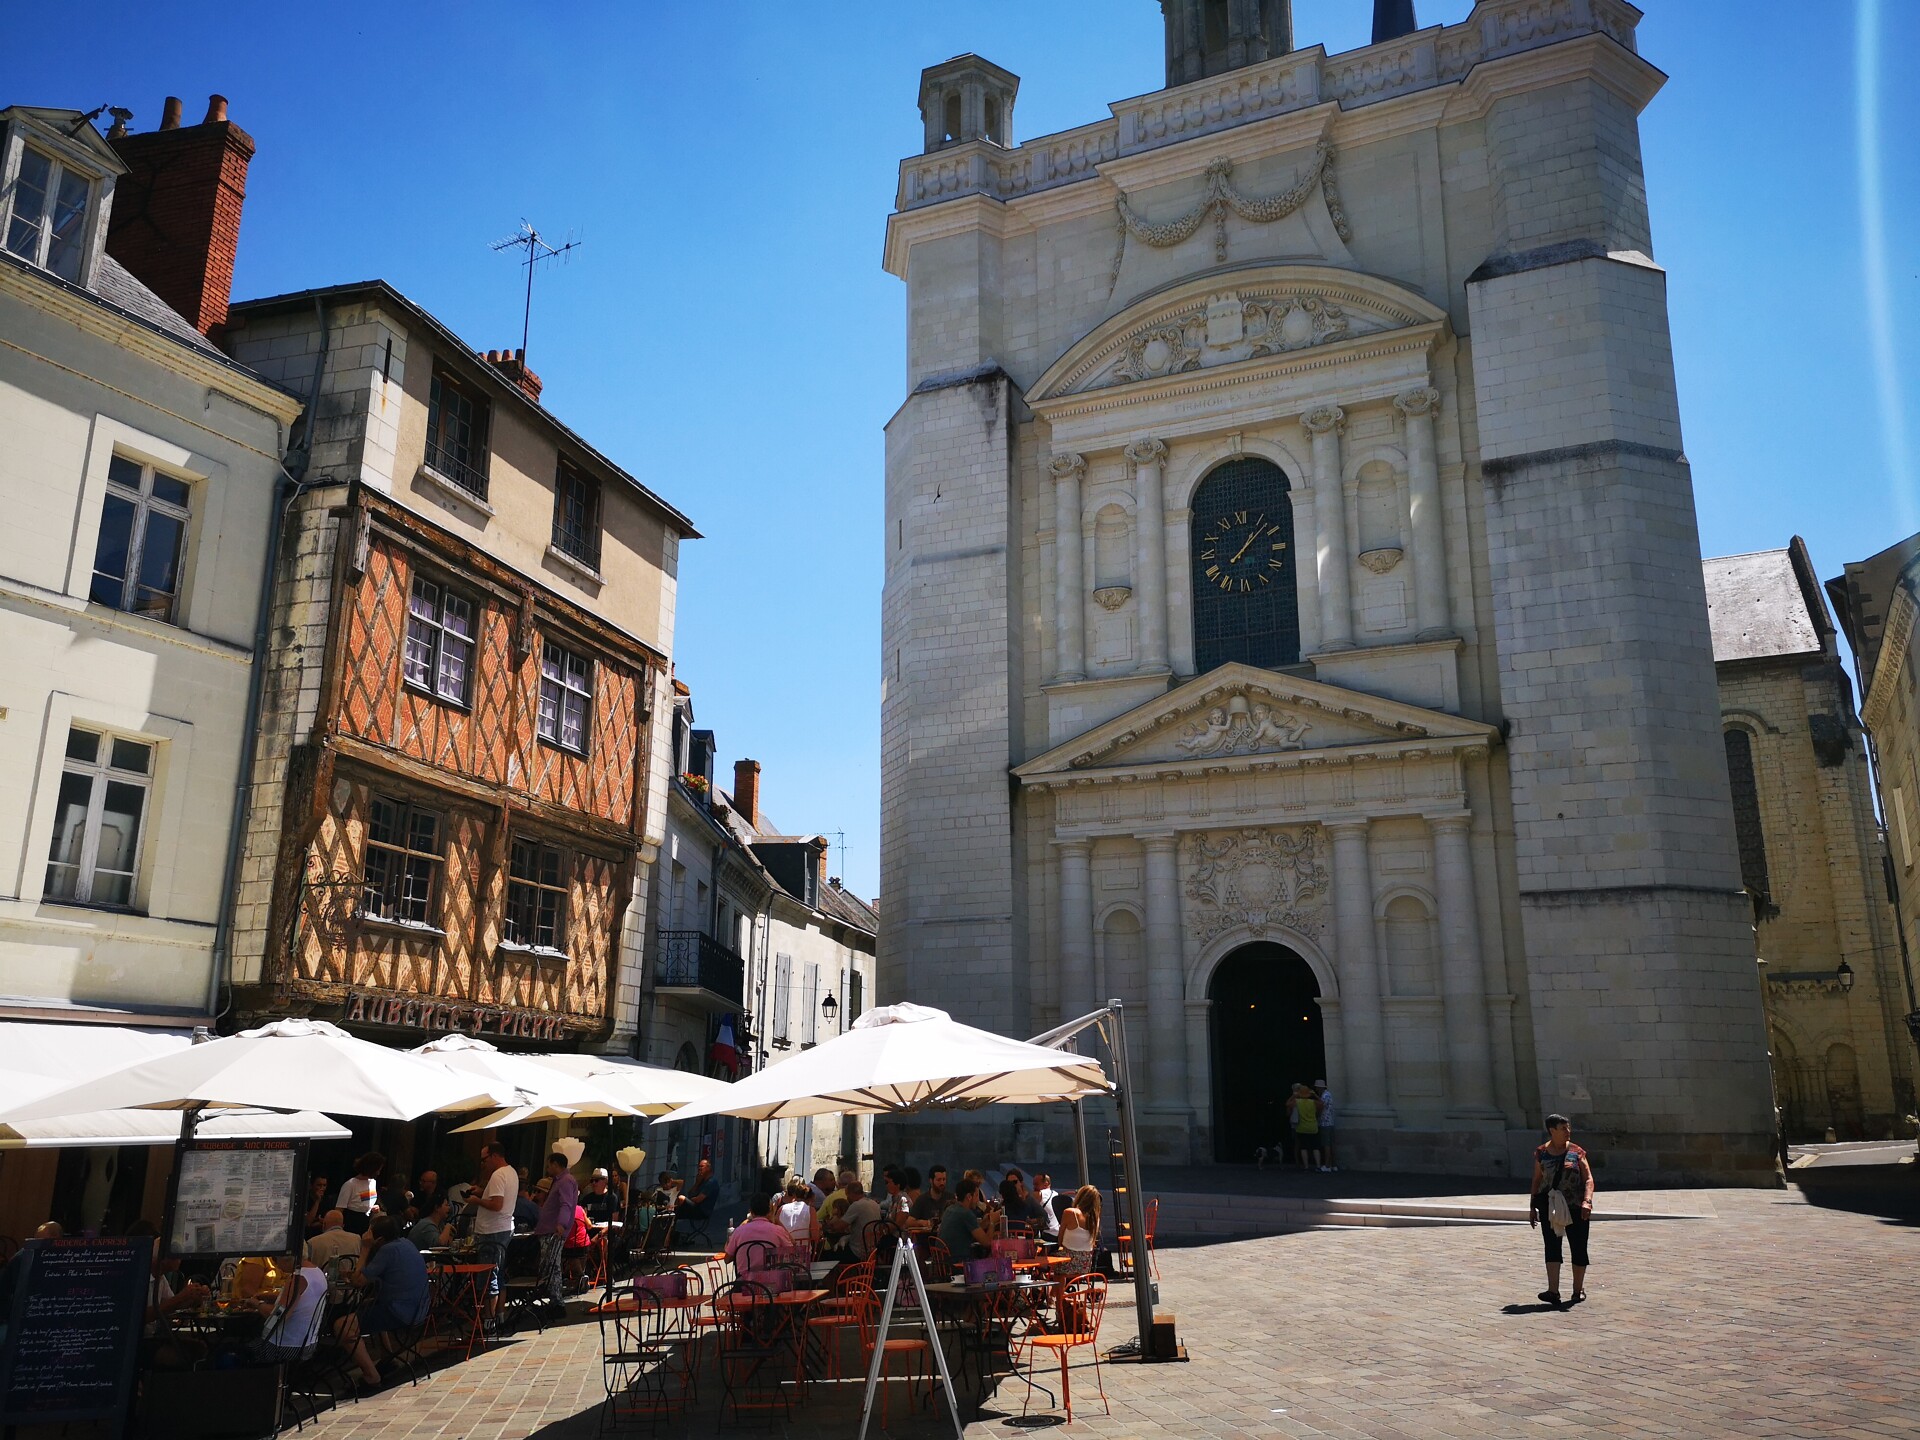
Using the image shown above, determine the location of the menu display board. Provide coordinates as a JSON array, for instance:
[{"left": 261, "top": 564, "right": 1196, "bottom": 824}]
[
  {"left": 165, "top": 1138, "right": 307, "bottom": 1258},
  {"left": 0, "top": 1236, "right": 151, "bottom": 1427}
]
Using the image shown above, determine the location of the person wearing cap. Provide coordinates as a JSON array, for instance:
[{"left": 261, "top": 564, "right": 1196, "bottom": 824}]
[
  {"left": 581, "top": 1169, "right": 619, "bottom": 1226},
  {"left": 1315, "top": 1080, "right": 1337, "bottom": 1172}
]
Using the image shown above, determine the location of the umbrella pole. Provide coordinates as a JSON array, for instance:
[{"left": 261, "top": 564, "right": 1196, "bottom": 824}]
[
  {"left": 1105, "top": 999, "right": 1156, "bottom": 1356},
  {"left": 1073, "top": 1098, "right": 1091, "bottom": 1190}
]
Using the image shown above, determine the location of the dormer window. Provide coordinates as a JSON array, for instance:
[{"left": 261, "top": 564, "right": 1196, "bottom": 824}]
[{"left": 5, "top": 144, "right": 91, "bottom": 282}]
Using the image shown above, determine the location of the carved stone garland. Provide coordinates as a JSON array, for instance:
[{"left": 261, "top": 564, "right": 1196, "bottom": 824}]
[
  {"left": 1183, "top": 825, "right": 1329, "bottom": 946},
  {"left": 1108, "top": 139, "right": 1352, "bottom": 294}
]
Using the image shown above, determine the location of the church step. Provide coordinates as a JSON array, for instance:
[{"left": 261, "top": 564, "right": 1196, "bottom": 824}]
[{"left": 1148, "top": 1190, "right": 1710, "bottom": 1239}]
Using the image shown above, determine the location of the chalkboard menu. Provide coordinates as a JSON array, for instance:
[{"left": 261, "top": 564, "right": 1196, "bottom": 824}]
[
  {"left": 0, "top": 1235, "right": 151, "bottom": 1427},
  {"left": 166, "top": 1138, "right": 307, "bottom": 1259}
]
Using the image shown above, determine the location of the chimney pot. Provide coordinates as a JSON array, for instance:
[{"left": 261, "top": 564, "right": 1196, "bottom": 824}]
[
  {"left": 733, "top": 759, "right": 763, "bottom": 830},
  {"left": 204, "top": 94, "right": 229, "bottom": 124},
  {"left": 160, "top": 96, "right": 183, "bottom": 130}
]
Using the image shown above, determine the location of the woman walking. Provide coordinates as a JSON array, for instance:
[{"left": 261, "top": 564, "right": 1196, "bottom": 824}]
[{"left": 1528, "top": 1113, "right": 1594, "bottom": 1306}]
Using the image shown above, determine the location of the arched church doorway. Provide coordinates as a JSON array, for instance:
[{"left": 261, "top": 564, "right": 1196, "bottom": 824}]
[{"left": 1208, "top": 942, "right": 1324, "bottom": 1163}]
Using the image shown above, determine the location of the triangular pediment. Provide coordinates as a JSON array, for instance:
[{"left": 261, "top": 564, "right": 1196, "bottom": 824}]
[
  {"left": 1014, "top": 663, "right": 1495, "bottom": 780},
  {"left": 1027, "top": 263, "right": 1449, "bottom": 405}
]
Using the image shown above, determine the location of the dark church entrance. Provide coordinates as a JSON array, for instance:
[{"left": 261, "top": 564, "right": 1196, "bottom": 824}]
[{"left": 1208, "top": 942, "right": 1325, "bottom": 1164}]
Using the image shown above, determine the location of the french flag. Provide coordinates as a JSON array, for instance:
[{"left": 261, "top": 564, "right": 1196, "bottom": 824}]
[{"left": 709, "top": 1015, "right": 740, "bottom": 1076}]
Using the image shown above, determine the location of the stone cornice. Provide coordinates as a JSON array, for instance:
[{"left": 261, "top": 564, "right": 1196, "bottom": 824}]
[
  {"left": 1020, "top": 730, "right": 1486, "bottom": 798},
  {"left": 889, "top": 0, "right": 1650, "bottom": 229},
  {"left": 1862, "top": 579, "right": 1915, "bottom": 733}
]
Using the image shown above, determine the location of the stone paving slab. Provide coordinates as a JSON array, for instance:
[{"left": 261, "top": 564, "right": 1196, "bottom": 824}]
[{"left": 293, "top": 1186, "right": 1917, "bottom": 1440}]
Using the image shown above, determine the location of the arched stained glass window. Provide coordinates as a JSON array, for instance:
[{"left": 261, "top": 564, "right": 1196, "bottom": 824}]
[{"left": 1189, "top": 457, "right": 1299, "bottom": 674}]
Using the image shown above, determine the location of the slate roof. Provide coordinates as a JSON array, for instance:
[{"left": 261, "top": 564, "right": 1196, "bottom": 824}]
[
  {"left": 92, "top": 254, "right": 222, "bottom": 354},
  {"left": 1703, "top": 547, "right": 1824, "bottom": 663},
  {"left": 817, "top": 879, "right": 879, "bottom": 935}
]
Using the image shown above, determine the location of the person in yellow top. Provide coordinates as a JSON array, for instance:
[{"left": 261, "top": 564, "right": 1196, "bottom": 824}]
[{"left": 1290, "top": 1083, "right": 1322, "bottom": 1172}]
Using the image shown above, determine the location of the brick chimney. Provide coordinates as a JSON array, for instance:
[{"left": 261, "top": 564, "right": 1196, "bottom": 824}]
[
  {"left": 105, "top": 94, "right": 254, "bottom": 337},
  {"left": 485, "top": 347, "right": 543, "bottom": 404},
  {"left": 733, "top": 759, "right": 762, "bottom": 830}
]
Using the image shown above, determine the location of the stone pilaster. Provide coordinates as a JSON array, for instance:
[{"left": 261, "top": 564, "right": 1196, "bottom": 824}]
[
  {"left": 1396, "top": 387, "right": 1450, "bottom": 640},
  {"left": 1050, "top": 452, "right": 1087, "bottom": 683},
  {"left": 1056, "top": 838, "right": 1094, "bottom": 1025},
  {"left": 1429, "top": 812, "right": 1500, "bottom": 1116},
  {"left": 1125, "top": 437, "right": 1170, "bottom": 674},
  {"left": 1303, "top": 407, "right": 1353, "bottom": 652},
  {"left": 1140, "top": 831, "right": 1186, "bottom": 1108},
  {"left": 1327, "top": 818, "right": 1390, "bottom": 1116}
]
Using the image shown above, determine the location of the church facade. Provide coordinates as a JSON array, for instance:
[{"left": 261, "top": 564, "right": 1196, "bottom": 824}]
[{"left": 879, "top": 0, "right": 1778, "bottom": 1183}]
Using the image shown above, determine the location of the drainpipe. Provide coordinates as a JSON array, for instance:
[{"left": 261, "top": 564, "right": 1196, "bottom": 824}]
[{"left": 205, "top": 300, "right": 329, "bottom": 1020}]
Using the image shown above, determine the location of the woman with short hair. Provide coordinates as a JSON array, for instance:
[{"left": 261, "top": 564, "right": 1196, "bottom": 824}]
[{"left": 1528, "top": 1114, "right": 1595, "bottom": 1306}]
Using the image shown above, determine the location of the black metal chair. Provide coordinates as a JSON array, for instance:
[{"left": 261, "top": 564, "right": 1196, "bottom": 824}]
[
  {"left": 597, "top": 1287, "right": 680, "bottom": 1430},
  {"left": 712, "top": 1280, "right": 791, "bottom": 1420}
]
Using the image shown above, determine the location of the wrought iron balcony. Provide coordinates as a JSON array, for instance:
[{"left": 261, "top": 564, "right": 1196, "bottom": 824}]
[
  {"left": 423, "top": 437, "right": 490, "bottom": 499},
  {"left": 655, "top": 930, "right": 745, "bottom": 1008}
]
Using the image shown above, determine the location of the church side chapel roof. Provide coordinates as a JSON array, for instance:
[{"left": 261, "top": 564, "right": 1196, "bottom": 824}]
[{"left": 1703, "top": 543, "right": 1828, "bottom": 664}]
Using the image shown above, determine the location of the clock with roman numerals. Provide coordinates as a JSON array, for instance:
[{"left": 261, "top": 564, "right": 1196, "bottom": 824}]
[{"left": 1198, "top": 510, "right": 1289, "bottom": 593}]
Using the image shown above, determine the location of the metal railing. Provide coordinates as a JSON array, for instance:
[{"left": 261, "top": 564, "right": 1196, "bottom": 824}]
[
  {"left": 655, "top": 929, "right": 745, "bottom": 1006},
  {"left": 423, "top": 437, "right": 490, "bottom": 499}
]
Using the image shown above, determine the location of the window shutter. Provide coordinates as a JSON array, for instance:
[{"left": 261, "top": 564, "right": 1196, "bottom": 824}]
[
  {"left": 772, "top": 953, "right": 792, "bottom": 1041},
  {"left": 803, "top": 963, "right": 819, "bottom": 1045},
  {"left": 1896, "top": 787, "right": 1916, "bottom": 871}
]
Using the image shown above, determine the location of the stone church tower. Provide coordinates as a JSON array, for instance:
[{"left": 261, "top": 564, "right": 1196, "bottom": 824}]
[{"left": 880, "top": 0, "right": 1778, "bottom": 1183}]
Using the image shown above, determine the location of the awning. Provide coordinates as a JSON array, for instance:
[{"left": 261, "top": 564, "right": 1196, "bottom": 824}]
[{"left": 0, "top": 1021, "right": 349, "bottom": 1149}]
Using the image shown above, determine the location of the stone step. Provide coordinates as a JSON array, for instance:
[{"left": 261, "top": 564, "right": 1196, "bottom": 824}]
[{"left": 1147, "top": 1189, "right": 1711, "bottom": 1239}]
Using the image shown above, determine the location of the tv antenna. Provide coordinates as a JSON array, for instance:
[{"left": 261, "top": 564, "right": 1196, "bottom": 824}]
[
  {"left": 490, "top": 219, "right": 582, "bottom": 363},
  {"left": 832, "top": 830, "right": 848, "bottom": 883}
]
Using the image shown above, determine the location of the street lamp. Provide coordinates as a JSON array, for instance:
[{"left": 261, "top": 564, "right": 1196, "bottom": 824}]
[
  {"left": 821, "top": 991, "right": 839, "bottom": 1025},
  {"left": 1837, "top": 960, "right": 1855, "bottom": 994}
]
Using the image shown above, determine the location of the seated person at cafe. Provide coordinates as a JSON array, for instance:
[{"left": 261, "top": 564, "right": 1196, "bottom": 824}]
[
  {"left": 674, "top": 1158, "right": 719, "bottom": 1226},
  {"left": 939, "top": 1178, "right": 999, "bottom": 1262},
  {"left": 821, "top": 1169, "right": 855, "bottom": 1220},
  {"left": 809, "top": 1167, "right": 835, "bottom": 1208},
  {"left": 826, "top": 1178, "right": 882, "bottom": 1259},
  {"left": 240, "top": 1254, "right": 330, "bottom": 1367},
  {"left": 893, "top": 1168, "right": 933, "bottom": 1234},
  {"left": 335, "top": 1216, "right": 431, "bottom": 1387},
  {"left": 724, "top": 1192, "right": 797, "bottom": 1265},
  {"left": 411, "top": 1169, "right": 442, "bottom": 1216},
  {"left": 777, "top": 1178, "right": 821, "bottom": 1250},
  {"left": 405, "top": 1197, "right": 450, "bottom": 1250},
  {"left": 915, "top": 1165, "right": 952, "bottom": 1224},
  {"left": 1030, "top": 1173, "right": 1062, "bottom": 1238},
  {"left": 126, "top": 1220, "right": 208, "bottom": 1369},
  {"left": 304, "top": 1175, "right": 332, "bottom": 1238},
  {"left": 305, "top": 1209, "right": 361, "bottom": 1267},
  {"left": 581, "top": 1169, "right": 620, "bottom": 1225},
  {"left": 999, "top": 1170, "right": 1048, "bottom": 1228},
  {"left": 513, "top": 1177, "right": 541, "bottom": 1231}
]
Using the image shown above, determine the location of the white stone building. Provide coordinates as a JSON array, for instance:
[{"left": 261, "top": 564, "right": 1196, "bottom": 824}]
[
  {"left": 0, "top": 99, "right": 302, "bottom": 1237},
  {"left": 879, "top": 1, "right": 1778, "bottom": 1182},
  {"left": 1704, "top": 540, "right": 1912, "bottom": 1138},
  {"left": 640, "top": 691, "right": 878, "bottom": 1205}
]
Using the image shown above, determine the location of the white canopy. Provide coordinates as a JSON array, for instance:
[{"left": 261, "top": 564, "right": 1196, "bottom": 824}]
[
  {"left": 515, "top": 1051, "right": 733, "bottom": 1117},
  {"left": 0, "top": 1021, "right": 350, "bottom": 1149},
  {"left": 408, "top": 1035, "right": 641, "bottom": 1122},
  {"left": 0, "top": 1018, "right": 518, "bottom": 1125},
  {"left": 659, "top": 1003, "right": 1110, "bottom": 1124}
]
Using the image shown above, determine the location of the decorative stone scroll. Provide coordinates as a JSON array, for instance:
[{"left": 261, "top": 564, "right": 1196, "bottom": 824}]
[
  {"left": 1183, "top": 825, "right": 1329, "bottom": 946},
  {"left": 1108, "top": 139, "right": 1352, "bottom": 293}
]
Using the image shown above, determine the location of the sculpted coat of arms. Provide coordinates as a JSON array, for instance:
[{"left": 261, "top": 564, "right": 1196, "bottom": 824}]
[{"left": 1183, "top": 826, "right": 1328, "bottom": 946}]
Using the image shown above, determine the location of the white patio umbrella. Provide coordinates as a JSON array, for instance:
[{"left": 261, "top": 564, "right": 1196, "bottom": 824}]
[
  {"left": 519, "top": 1051, "right": 734, "bottom": 1116},
  {"left": 408, "top": 1034, "right": 642, "bottom": 1123},
  {"left": 656, "top": 1002, "right": 1110, "bottom": 1124},
  {"left": 0, "top": 1018, "right": 520, "bottom": 1125}
]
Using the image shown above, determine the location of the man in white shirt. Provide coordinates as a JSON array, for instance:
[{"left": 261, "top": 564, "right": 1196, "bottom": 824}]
[
  {"left": 1316, "top": 1081, "right": 1337, "bottom": 1172},
  {"left": 471, "top": 1143, "right": 518, "bottom": 1317},
  {"left": 1030, "top": 1174, "right": 1061, "bottom": 1239},
  {"left": 303, "top": 1210, "right": 360, "bottom": 1268}
]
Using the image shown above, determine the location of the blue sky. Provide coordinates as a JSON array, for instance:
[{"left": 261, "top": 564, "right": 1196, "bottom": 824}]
[{"left": 5, "top": 2, "right": 1913, "bottom": 902}]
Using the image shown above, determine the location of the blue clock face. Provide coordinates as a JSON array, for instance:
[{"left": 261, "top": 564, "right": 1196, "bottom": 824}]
[{"left": 1198, "top": 509, "right": 1289, "bottom": 594}]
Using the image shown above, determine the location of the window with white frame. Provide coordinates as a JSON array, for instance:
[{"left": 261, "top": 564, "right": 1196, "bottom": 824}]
[
  {"left": 5, "top": 144, "right": 92, "bottom": 282},
  {"left": 537, "top": 640, "right": 592, "bottom": 754},
  {"left": 90, "top": 455, "right": 191, "bottom": 623},
  {"left": 505, "top": 836, "right": 567, "bottom": 950},
  {"left": 45, "top": 728, "right": 153, "bottom": 908},
  {"left": 802, "top": 961, "right": 820, "bottom": 1046},
  {"left": 361, "top": 794, "right": 444, "bottom": 926},
  {"left": 403, "top": 574, "right": 475, "bottom": 705},
  {"left": 771, "top": 952, "right": 793, "bottom": 1046}
]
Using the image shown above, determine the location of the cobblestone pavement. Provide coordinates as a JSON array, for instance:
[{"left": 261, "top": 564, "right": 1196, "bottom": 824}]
[{"left": 299, "top": 1186, "right": 1917, "bottom": 1440}]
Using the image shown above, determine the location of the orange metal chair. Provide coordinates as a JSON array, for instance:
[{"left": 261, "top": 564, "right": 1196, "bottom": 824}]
[
  {"left": 1018, "top": 1273, "right": 1110, "bottom": 1422},
  {"left": 849, "top": 1276, "right": 935, "bottom": 1426},
  {"left": 1115, "top": 1197, "right": 1160, "bottom": 1280}
]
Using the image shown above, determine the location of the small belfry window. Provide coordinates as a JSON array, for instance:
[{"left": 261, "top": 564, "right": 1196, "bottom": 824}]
[
  {"left": 551, "top": 462, "right": 601, "bottom": 568},
  {"left": 403, "top": 575, "right": 475, "bottom": 705},
  {"left": 45, "top": 728, "right": 153, "bottom": 908},
  {"left": 361, "top": 795, "right": 443, "bottom": 926},
  {"left": 537, "top": 641, "right": 592, "bottom": 754},
  {"left": 505, "top": 837, "right": 567, "bottom": 950},
  {"left": 424, "top": 368, "right": 489, "bottom": 498},
  {"left": 90, "top": 455, "right": 190, "bottom": 623},
  {"left": 5, "top": 145, "right": 91, "bottom": 282}
]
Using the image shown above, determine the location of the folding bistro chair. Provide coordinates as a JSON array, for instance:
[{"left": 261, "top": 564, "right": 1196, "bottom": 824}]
[
  {"left": 1018, "top": 1273, "right": 1110, "bottom": 1422},
  {"left": 712, "top": 1280, "right": 791, "bottom": 1420},
  {"left": 597, "top": 1287, "right": 678, "bottom": 1429}
]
